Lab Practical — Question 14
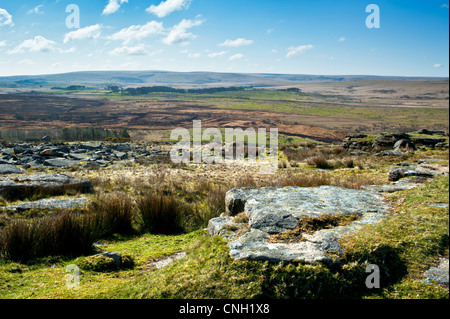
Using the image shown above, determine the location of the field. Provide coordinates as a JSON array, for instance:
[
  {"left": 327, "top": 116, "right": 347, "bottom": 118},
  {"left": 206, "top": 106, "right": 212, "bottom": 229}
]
[{"left": 0, "top": 80, "right": 448, "bottom": 143}]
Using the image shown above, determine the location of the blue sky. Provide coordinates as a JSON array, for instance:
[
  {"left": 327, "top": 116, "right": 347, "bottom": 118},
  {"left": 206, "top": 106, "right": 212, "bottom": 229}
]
[{"left": 0, "top": 0, "right": 448, "bottom": 77}]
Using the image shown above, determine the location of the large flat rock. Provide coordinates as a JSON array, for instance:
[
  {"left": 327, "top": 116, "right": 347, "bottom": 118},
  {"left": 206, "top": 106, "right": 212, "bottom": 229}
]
[
  {"left": 0, "top": 197, "right": 89, "bottom": 213},
  {"left": 0, "top": 173, "right": 94, "bottom": 201},
  {"left": 0, "top": 164, "right": 23, "bottom": 175},
  {"left": 211, "top": 186, "right": 389, "bottom": 263}
]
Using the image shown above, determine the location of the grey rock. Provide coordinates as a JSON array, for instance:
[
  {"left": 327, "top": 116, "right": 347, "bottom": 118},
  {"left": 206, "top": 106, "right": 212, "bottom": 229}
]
[
  {"left": 372, "top": 133, "right": 410, "bottom": 152},
  {"left": 388, "top": 167, "right": 433, "bottom": 182},
  {"left": 151, "top": 252, "right": 187, "bottom": 269},
  {"left": 0, "top": 164, "right": 23, "bottom": 175},
  {"left": 69, "top": 153, "right": 91, "bottom": 161},
  {"left": 219, "top": 186, "right": 388, "bottom": 263},
  {"left": 375, "top": 150, "right": 405, "bottom": 157},
  {"left": 427, "top": 203, "right": 449, "bottom": 208},
  {"left": 362, "top": 181, "right": 420, "bottom": 193},
  {"left": 207, "top": 216, "right": 235, "bottom": 237},
  {"left": 412, "top": 137, "right": 446, "bottom": 147},
  {"left": 394, "top": 139, "right": 415, "bottom": 152},
  {"left": 0, "top": 173, "right": 94, "bottom": 201},
  {"left": 229, "top": 229, "right": 331, "bottom": 263},
  {"left": 114, "top": 151, "right": 127, "bottom": 160},
  {"left": 416, "top": 129, "right": 447, "bottom": 136},
  {"left": 44, "top": 158, "right": 80, "bottom": 168},
  {"left": 1, "top": 148, "right": 15, "bottom": 156},
  {"left": 417, "top": 158, "right": 448, "bottom": 165},
  {"left": 225, "top": 188, "right": 252, "bottom": 216},
  {"left": 423, "top": 258, "right": 449, "bottom": 287},
  {"left": 0, "top": 197, "right": 89, "bottom": 213}
]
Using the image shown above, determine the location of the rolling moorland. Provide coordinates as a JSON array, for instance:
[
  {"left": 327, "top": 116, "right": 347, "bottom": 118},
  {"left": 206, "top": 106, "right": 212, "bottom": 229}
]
[{"left": 0, "top": 71, "right": 448, "bottom": 301}]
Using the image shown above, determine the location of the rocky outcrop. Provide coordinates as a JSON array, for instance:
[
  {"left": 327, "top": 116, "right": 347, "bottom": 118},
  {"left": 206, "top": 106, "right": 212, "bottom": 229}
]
[
  {"left": 372, "top": 133, "right": 412, "bottom": 152},
  {"left": 0, "top": 142, "right": 170, "bottom": 170},
  {"left": 388, "top": 159, "right": 449, "bottom": 182},
  {"left": 209, "top": 186, "right": 388, "bottom": 264},
  {"left": 342, "top": 129, "right": 449, "bottom": 154},
  {"left": 0, "top": 173, "right": 94, "bottom": 201}
]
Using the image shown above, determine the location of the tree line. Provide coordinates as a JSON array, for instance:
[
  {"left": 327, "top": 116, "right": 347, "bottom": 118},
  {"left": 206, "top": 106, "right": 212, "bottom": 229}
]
[{"left": 105, "top": 85, "right": 250, "bottom": 96}]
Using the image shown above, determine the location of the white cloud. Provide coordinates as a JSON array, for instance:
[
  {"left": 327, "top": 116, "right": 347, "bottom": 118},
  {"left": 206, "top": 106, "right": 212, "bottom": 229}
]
[
  {"left": 0, "top": 40, "right": 7, "bottom": 47},
  {"left": 0, "top": 8, "right": 13, "bottom": 27},
  {"left": 338, "top": 37, "right": 346, "bottom": 42},
  {"left": 188, "top": 52, "right": 201, "bottom": 58},
  {"left": 219, "top": 38, "right": 253, "bottom": 47},
  {"left": 50, "top": 62, "right": 63, "bottom": 70},
  {"left": 109, "top": 45, "right": 149, "bottom": 56},
  {"left": 64, "top": 24, "right": 102, "bottom": 43},
  {"left": 286, "top": 44, "right": 314, "bottom": 58},
  {"left": 110, "top": 21, "right": 164, "bottom": 45},
  {"left": 434, "top": 63, "right": 443, "bottom": 68},
  {"left": 17, "top": 59, "right": 35, "bottom": 65},
  {"left": 162, "top": 18, "right": 203, "bottom": 45},
  {"left": 442, "top": 4, "right": 449, "bottom": 8},
  {"left": 207, "top": 51, "right": 227, "bottom": 58},
  {"left": 28, "top": 5, "right": 44, "bottom": 15},
  {"left": 8, "top": 36, "right": 57, "bottom": 54},
  {"left": 229, "top": 53, "right": 244, "bottom": 61},
  {"left": 147, "top": 0, "right": 191, "bottom": 18},
  {"left": 102, "top": 0, "right": 128, "bottom": 15}
]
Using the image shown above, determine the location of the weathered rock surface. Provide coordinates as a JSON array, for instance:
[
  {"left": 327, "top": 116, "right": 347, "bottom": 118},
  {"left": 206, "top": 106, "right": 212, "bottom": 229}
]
[
  {"left": 0, "top": 142, "right": 169, "bottom": 171},
  {"left": 342, "top": 129, "right": 449, "bottom": 153},
  {"left": 210, "top": 186, "right": 388, "bottom": 263},
  {"left": 0, "top": 197, "right": 89, "bottom": 213},
  {"left": 0, "top": 164, "right": 23, "bottom": 175},
  {"left": 388, "top": 160, "right": 449, "bottom": 182},
  {"left": 423, "top": 258, "right": 449, "bottom": 288},
  {"left": 0, "top": 173, "right": 94, "bottom": 201}
]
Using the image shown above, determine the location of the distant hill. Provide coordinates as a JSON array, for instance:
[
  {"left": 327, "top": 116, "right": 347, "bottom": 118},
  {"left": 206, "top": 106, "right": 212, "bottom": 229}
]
[{"left": 0, "top": 70, "right": 447, "bottom": 88}]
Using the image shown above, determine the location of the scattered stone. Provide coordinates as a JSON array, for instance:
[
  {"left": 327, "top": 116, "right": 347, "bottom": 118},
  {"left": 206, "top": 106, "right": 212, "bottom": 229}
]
[
  {"left": 0, "top": 197, "right": 89, "bottom": 213},
  {"left": 416, "top": 129, "right": 447, "bottom": 136},
  {"left": 96, "top": 252, "right": 122, "bottom": 266},
  {"left": 372, "top": 133, "right": 410, "bottom": 152},
  {"left": 412, "top": 137, "right": 446, "bottom": 147},
  {"left": 0, "top": 164, "right": 23, "bottom": 175},
  {"left": 0, "top": 173, "right": 94, "bottom": 201},
  {"left": 362, "top": 181, "right": 420, "bottom": 193},
  {"left": 150, "top": 252, "right": 187, "bottom": 269},
  {"left": 423, "top": 258, "right": 449, "bottom": 288},
  {"left": 427, "top": 203, "right": 449, "bottom": 208},
  {"left": 389, "top": 167, "right": 434, "bottom": 182},
  {"left": 375, "top": 150, "right": 405, "bottom": 157},
  {"left": 394, "top": 139, "right": 415, "bottom": 152},
  {"left": 207, "top": 216, "right": 236, "bottom": 237},
  {"left": 44, "top": 158, "right": 80, "bottom": 168}
]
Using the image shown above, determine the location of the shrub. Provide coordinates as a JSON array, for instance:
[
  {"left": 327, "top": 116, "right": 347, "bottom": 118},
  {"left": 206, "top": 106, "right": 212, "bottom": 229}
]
[
  {"left": 306, "top": 156, "right": 332, "bottom": 169},
  {"left": 0, "top": 210, "right": 103, "bottom": 262},
  {"left": 88, "top": 193, "right": 136, "bottom": 236},
  {"left": 206, "top": 185, "right": 227, "bottom": 218},
  {"left": 137, "top": 192, "right": 186, "bottom": 235}
]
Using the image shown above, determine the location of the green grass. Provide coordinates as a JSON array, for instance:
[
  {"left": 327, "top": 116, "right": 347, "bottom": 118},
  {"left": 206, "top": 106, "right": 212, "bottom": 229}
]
[
  {"left": 341, "top": 176, "right": 449, "bottom": 299},
  {"left": 2, "top": 177, "right": 447, "bottom": 299}
]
